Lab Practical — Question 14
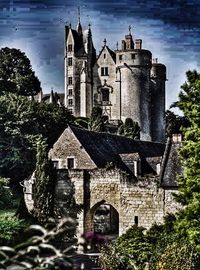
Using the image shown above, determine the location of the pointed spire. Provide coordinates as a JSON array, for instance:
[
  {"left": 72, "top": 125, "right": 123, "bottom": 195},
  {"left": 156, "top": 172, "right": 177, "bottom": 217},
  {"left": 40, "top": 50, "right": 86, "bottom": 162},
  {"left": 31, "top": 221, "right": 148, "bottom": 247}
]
[
  {"left": 78, "top": 6, "right": 80, "bottom": 23},
  {"left": 129, "top": 25, "right": 132, "bottom": 35},
  {"left": 77, "top": 6, "right": 82, "bottom": 34},
  {"left": 116, "top": 41, "right": 119, "bottom": 51},
  {"left": 104, "top": 38, "right": 107, "bottom": 46},
  {"left": 88, "top": 23, "right": 92, "bottom": 36}
]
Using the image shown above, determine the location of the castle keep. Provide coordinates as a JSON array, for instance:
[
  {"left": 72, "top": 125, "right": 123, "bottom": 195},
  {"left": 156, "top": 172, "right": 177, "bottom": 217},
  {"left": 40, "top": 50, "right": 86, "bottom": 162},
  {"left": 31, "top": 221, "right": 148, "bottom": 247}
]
[{"left": 64, "top": 21, "right": 166, "bottom": 142}]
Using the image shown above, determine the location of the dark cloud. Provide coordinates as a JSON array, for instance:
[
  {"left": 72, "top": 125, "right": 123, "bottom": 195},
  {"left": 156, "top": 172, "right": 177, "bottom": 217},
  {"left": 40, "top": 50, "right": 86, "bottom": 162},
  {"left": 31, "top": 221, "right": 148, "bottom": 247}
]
[{"left": 0, "top": 0, "right": 199, "bottom": 106}]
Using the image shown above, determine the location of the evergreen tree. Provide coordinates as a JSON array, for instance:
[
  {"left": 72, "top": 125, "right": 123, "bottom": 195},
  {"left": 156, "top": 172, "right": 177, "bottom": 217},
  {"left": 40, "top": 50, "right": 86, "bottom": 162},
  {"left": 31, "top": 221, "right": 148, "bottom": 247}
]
[
  {"left": 33, "top": 137, "right": 56, "bottom": 224},
  {"left": 174, "top": 70, "right": 200, "bottom": 252}
]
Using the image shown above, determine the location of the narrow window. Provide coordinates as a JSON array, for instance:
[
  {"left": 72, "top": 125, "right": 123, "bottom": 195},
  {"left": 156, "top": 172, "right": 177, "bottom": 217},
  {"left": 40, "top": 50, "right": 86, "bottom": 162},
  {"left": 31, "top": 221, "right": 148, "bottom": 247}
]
[
  {"left": 134, "top": 216, "right": 138, "bottom": 226},
  {"left": 119, "top": 55, "right": 123, "bottom": 61},
  {"left": 68, "top": 44, "right": 73, "bottom": 52},
  {"left": 68, "top": 99, "right": 73, "bottom": 106},
  {"left": 105, "top": 67, "right": 109, "bottom": 76},
  {"left": 68, "top": 57, "right": 72, "bottom": 66},
  {"left": 68, "top": 77, "right": 72, "bottom": 85},
  {"left": 101, "top": 67, "right": 104, "bottom": 76},
  {"left": 104, "top": 53, "right": 106, "bottom": 59},
  {"left": 101, "top": 88, "right": 109, "bottom": 105},
  {"left": 67, "top": 158, "right": 74, "bottom": 169},
  {"left": 68, "top": 89, "right": 73, "bottom": 96}
]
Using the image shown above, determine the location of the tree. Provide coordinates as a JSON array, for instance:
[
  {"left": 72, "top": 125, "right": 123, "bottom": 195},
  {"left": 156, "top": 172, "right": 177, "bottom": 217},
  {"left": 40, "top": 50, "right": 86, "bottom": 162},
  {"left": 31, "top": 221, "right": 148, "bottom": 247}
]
[
  {"left": 118, "top": 118, "right": 140, "bottom": 139},
  {"left": 0, "top": 47, "right": 41, "bottom": 96},
  {"left": 173, "top": 70, "right": 200, "bottom": 252},
  {"left": 0, "top": 93, "right": 73, "bottom": 182},
  {"left": 33, "top": 138, "right": 56, "bottom": 224},
  {"left": 165, "top": 110, "right": 190, "bottom": 137},
  {"left": 88, "top": 106, "right": 105, "bottom": 132}
]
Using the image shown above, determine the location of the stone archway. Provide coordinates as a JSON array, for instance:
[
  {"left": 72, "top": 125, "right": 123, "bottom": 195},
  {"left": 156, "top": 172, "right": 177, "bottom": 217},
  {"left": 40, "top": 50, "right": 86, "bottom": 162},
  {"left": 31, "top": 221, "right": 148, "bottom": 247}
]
[
  {"left": 84, "top": 200, "right": 119, "bottom": 237},
  {"left": 93, "top": 204, "right": 119, "bottom": 236}
]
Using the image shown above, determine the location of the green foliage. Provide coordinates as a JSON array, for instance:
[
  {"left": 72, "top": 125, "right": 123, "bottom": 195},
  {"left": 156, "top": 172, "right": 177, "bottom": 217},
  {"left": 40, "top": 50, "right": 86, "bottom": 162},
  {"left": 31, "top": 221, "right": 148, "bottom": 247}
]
[
  {"left": 165, "top": 110, "right": 190, "bottom": 137},
  {"left": 100, "top": 225, "right": 151, "bottom": 270},
  {"left": 33, "top": 138, "right": 56, "bottom": 224},
  {"left": 0, "top": 178, "right": 15, "bottom": 210},
  {"left": 88, "top": 106, "right": 105, "bottom": 132},
  {"left": 0, "top": 211, "right": 27, "bottom": 245},
  {"left": 118, "top": 118, "right": 140, "bottom": 139},
  {"left": 173, "top": 70, "right": 200, "bottom": 252},
  {"left": 0, "top": 47, "right": 41, "bottom": 96},
  {"left": 100, "top": 215, "right": 200, "bottom": 270},
  {"left": 0, "top": 93, "right": 73, "bottom": 182},
  {"left": 74, "top": 116, "right": 89, "bottom": 129},
  {"left": 0, "top": 219, "right": 75, "bottom": 269}
]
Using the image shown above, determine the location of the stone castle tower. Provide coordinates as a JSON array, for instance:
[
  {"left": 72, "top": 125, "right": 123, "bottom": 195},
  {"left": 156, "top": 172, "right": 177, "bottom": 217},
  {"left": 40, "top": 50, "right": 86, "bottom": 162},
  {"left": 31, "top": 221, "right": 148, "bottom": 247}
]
[{"left": 64, "top": 20, "right": 166, "bottom": 142}]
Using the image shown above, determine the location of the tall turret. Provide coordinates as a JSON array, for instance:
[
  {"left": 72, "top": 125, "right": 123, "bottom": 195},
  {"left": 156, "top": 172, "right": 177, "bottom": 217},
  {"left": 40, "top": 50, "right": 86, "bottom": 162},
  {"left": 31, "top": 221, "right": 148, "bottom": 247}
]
[
  {"left": 151, "top": 58, "right": 166, "bottom": 142},
  {"left": 116, "top": 28, "right": 152, "bottom": 141}
]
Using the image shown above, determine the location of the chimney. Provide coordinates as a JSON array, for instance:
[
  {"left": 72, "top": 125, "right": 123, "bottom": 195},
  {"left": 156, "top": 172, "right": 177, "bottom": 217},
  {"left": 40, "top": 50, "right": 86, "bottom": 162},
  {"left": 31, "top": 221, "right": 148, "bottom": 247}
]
[
  {"left": 122, "top": 40, "right": 126, "bottom": 50},
  {"left": 172, "top": 134, "right": 183, "bottom": 143},
  {"left": 152, "top": 58, "right": 158, "bottom": 64},
  {"left": 135, "top": 39, "right": 142, "bottom": 49}
]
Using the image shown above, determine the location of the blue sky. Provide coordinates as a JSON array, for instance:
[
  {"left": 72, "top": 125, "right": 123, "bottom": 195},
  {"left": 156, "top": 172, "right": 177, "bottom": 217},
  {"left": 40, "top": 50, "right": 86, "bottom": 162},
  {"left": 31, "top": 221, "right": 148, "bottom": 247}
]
[{"left": 0, "top": 0, "right": 199, "bottom": 112}]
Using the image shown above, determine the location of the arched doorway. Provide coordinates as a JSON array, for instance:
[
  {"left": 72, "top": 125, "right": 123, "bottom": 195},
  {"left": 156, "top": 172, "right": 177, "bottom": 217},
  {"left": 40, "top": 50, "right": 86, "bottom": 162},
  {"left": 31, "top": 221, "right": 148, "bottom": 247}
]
[{"left": 93, "top": 203, "right": 119, "bottom": 236}]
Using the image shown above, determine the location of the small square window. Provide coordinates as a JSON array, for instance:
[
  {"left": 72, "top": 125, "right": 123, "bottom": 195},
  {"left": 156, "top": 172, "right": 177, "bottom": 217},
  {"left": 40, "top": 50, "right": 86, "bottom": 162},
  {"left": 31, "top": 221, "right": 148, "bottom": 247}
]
[
  {"left": 67, "top": 158, "right": 74, "bottom": 169},
  {"left": 131, "top": 54, "right": 136, "bottom": 59},
  {"left": 68, "top": 57, "right": 72, "bottom": 66},
  {"left": 101, "top": 67, "right": 109, "bottom": 76},
  {"left": 68, "top": 77, "right": 72, "bottom": 85},
  {"left": 68, "top": 99, "right": 73, "bottom": 106},
  {"left": 119, "top": 55, "right": 123, "bottom": 60}
]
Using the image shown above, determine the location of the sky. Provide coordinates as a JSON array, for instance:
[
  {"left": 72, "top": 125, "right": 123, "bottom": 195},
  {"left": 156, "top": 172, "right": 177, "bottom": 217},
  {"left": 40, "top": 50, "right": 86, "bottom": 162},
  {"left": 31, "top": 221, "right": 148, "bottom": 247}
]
[{"left": 0, "top": 0, "right": 199, "bottom": 113}]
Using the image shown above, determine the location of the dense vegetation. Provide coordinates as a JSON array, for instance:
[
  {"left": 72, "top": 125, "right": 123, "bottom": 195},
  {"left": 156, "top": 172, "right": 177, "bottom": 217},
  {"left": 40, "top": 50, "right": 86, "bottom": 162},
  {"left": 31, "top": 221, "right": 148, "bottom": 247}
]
[{"left": 0, "top": 47, "right": 41, "bottom": 96}]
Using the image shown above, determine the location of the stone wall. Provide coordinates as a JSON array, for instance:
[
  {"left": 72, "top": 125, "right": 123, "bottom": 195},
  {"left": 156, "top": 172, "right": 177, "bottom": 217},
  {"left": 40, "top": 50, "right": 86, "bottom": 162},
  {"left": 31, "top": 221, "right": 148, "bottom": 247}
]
[{"left": 54, "top": 168, "right": 180, "bottom": 237}]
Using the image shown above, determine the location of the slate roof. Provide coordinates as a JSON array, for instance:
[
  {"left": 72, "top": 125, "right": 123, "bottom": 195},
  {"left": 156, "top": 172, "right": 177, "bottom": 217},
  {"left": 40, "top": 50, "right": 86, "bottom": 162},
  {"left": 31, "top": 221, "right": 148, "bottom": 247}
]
[
  {"left": 159, "top": 138, "right": 182, "bottom": 187},
  {"left": 69, "top": 125, "right": 165, "bottom": 171}
]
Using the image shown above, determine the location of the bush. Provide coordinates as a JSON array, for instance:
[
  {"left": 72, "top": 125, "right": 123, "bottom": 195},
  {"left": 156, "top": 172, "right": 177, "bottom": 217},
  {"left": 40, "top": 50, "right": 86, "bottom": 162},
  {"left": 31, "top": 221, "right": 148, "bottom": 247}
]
[{"left": 0, "top": 211, "right": 27, "bottom": 245}]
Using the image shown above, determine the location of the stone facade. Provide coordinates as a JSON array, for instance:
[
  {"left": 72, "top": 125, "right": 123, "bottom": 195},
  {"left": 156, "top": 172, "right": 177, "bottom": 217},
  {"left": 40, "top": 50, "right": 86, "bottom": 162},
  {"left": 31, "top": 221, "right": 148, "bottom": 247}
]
[
  {"left": 23, "top": 126, "right": 181, "bottom": 239},
  {"left": 53, "top": 168, "right": 179, "bottom": 238},
  {"left": 64, "top": 21, "right": 166, "bottom": 142}
]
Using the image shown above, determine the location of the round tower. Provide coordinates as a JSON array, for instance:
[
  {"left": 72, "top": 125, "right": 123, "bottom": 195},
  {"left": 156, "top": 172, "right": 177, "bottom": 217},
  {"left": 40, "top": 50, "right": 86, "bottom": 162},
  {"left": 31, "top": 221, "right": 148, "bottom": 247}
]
[
  {"left": 116, "top": 32, "right": 152, "bottom": 141},
  {"left": 150, "top": 59, "right": 166, "bottom": 142}
]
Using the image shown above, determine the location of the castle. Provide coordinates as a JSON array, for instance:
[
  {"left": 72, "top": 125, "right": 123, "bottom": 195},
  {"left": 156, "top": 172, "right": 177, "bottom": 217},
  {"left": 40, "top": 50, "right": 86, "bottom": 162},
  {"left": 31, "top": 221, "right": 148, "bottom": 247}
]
[
  {"left": 64, "top": 19, "right": 166, "bottom": 142},
  {"left": 24, "top": 17, "right": 182, "bottom": 241}
]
